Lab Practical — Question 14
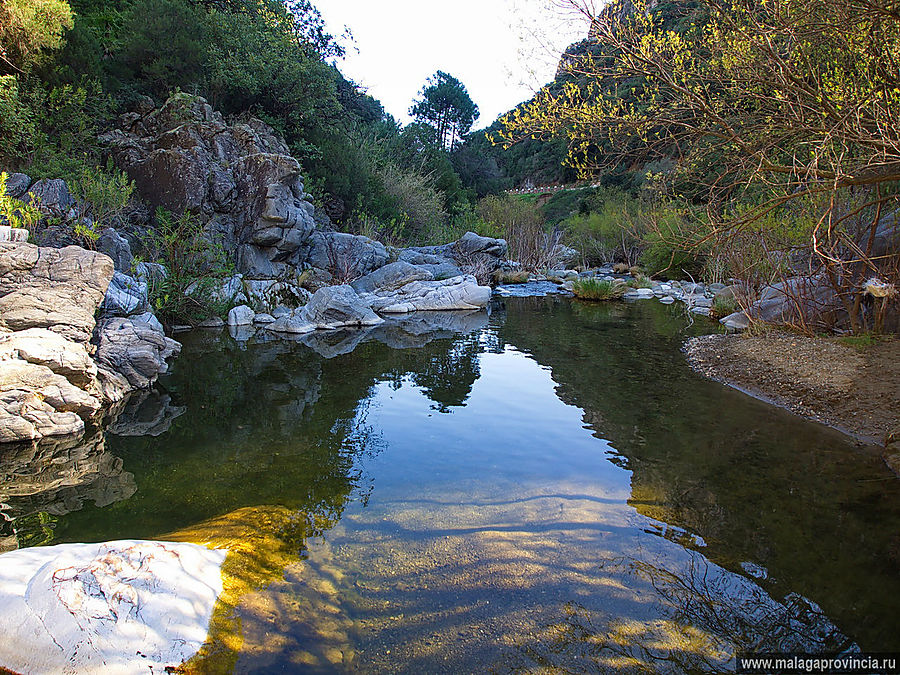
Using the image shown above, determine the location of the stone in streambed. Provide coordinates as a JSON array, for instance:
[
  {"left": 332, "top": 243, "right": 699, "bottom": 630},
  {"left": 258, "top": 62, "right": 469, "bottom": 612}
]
[{"left": 0, "top": 540, "right": 226, "bottom": 674}]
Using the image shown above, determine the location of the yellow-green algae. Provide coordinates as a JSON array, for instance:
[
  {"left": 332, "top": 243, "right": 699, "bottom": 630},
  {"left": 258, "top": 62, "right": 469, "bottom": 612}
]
[{"left": 163, "top": 505, "right": 334, "bottom": 673}]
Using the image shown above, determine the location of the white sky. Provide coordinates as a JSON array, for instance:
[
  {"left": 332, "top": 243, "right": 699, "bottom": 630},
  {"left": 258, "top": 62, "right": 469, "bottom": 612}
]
[{"left": 315, "top": 0, "right": 592, "bottom": 129}]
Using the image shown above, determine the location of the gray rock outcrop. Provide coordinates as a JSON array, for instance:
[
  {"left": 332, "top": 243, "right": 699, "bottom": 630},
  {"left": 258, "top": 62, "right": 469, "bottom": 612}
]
[
  {"left": 25, "top": 179, "right": 74, "bottom": 217},
  {"left": 94, "top": 317, "right": 181, "bottom": 391},
  {"left": 350, "top": 261, "right": 433, "bottom": 295},
  {"left": 304, "top": 231, "right": 390, "bottom": 280},
  {"left": 299, "top": 285, "right": 383, "bottom": 330},
  {"left": 5, "top": 173, "right": 31, "bottom": 199},
  {"left": 399, "top": 231, "right": 508, "bottom": 281},
  {"left": 0, "top": 243, "right": 114, "bottom": 343},
  {"left": 103, "top": 93, "right": 317, "bottom": 279},
  {"left": 96, "top": 227, "right": 133, "bottom": 272},
  {"left": 362, "top": 274, "right": 492, "bottom": 313},
  {"left": 0, "top": 242, "right": 179, "bottom": 443},
  {"left": 100, "top": 271, "right": 149, "bottom": 317}
]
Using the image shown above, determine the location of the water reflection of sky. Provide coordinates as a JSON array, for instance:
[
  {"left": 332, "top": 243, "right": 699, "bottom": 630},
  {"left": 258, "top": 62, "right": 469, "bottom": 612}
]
[
  {"left": 281, "top": 345, "right": 853, "bottom": 673},
  {"left": 4, "top": 299, "right": 898, "bottom": 672}
]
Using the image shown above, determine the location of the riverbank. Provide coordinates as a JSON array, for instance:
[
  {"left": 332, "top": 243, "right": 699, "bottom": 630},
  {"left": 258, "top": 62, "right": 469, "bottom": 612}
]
[{"left": 685, "top": 332, "right": 900, "bottom": 460}]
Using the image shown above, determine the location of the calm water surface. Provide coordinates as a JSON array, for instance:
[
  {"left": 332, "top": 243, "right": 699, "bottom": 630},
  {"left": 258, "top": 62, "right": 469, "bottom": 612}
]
[{"left": 2, "top": 297, "right": 899, "bottom": 673}]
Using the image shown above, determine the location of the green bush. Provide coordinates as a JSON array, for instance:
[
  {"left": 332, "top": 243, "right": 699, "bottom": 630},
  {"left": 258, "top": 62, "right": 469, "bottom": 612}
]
[
  {"left": 0, "top": 171, "right": 41, "bottom": 232},
  {"left": 560, "top": 188, "right": 644, "bottom": 266},
  {"left": 639, "top": 202, "right": 709, "bottom": 280},
  {"left": 0, "top": 76, "right": 36, "bottom": 164},
  {"left": 71, "top": 158, "right": 135, "bottom": 225},
  {"left": 572, "top": 278, "right": 627, "bottom": 300},
  {"left": 710, "top": 295, "right": 739, "bottom": 320},
  {"left": 142, "top": 208, "right": 234, "bottom": 325}
]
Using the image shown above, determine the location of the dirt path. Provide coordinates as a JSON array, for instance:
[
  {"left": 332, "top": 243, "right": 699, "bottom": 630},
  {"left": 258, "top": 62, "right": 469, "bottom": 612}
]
[{"left": 684, "top": 332, "right": 900, "bottom": 449}]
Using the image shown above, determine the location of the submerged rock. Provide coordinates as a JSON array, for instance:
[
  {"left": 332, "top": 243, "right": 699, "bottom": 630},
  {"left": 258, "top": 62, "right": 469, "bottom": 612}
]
[{"left": 0, "top": 540, "right": 226, "bottom": 674}]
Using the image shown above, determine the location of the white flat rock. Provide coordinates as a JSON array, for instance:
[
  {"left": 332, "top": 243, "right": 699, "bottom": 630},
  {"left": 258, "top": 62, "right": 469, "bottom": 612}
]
[{"left": 0, "top": 540, "right": 226, "bottom": 674}]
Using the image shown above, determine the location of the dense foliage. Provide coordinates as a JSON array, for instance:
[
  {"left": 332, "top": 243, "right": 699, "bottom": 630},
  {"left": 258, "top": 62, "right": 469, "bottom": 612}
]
[
  {"left": 1, "top": 0, "right": 537, "bottom": 244},
  {"left": 499, "top": 0, "right": 900, "bottom": 330}
]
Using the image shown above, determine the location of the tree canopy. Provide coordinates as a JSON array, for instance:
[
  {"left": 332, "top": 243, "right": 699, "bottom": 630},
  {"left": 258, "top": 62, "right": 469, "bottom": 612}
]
[
  {"left": 410, "top": 70, "right": 479, "bottom": 150},
  {"left": 0, "top": 0, "right": 74, "bottom": 74}
]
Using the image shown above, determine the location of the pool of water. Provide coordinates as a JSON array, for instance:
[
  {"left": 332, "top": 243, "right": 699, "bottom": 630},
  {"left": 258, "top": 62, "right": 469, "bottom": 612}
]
[{"left": 2, "top": 297, "right": 899, "bottom": 672}]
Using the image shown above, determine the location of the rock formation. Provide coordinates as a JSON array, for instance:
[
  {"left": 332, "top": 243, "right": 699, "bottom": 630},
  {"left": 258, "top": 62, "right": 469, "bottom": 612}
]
[
  {"left": 0, "top": 242, "right": 180, "bottom": 443},
  {"left": 103, "top": 93, "right": 318, "bottom": 279},
  {"left": 0, "top": 540, "right": 225, "bottom": 674}
]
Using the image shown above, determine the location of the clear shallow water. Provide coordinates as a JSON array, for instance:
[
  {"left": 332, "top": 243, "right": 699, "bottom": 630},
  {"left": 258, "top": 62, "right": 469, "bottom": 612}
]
[{"left": 2, "top": 297, "right": 899, "bottom": 672}]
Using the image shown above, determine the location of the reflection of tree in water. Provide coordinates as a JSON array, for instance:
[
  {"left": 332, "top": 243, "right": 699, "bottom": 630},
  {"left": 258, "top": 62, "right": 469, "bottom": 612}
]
[
  {"left": 410, "top": 333, "right": 483, "bottom": 412},
  {"left": 506, "top": 552, "right": 852, "bottom": 675},
  {"left": 54, "top": 320, "right": 492, "bottom": 547},
  {"left": 496, "top": 296, "right": 900, "bottom": 651}
]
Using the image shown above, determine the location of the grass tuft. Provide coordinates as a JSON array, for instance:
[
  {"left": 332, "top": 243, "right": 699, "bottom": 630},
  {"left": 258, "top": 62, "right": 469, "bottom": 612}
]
[
  {"left": 493, "top": 270, "right": 530, "bottom": 285},
  {"left": 572, "top": 278, "right": 627, "bottom": 301}
]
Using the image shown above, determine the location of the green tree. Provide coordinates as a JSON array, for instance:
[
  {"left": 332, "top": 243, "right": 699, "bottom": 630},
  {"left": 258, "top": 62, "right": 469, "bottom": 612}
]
[
  {"left": 0, "top": 0, "right": 73, "bottom": 74},
  {"left": 503, "top": 0, "right": 900, "bottom": 332},
  {"left": 410, "top": 70, "right": 479, "bottom": 150}
]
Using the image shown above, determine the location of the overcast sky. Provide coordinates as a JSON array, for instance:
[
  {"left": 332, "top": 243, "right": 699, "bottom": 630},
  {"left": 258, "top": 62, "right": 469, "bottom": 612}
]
[{"left": 315, "top": 0, "right": 591, "bottom": 129}]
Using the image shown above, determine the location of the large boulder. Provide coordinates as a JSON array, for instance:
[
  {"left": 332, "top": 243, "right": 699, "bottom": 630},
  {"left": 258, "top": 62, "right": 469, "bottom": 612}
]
[
  {"left": 100, "top": 271, "right": 149, "bottom": 317},
  {"left": 361, "top": 274, "right": 492, "bottom": 313},
  {"left": 0, "top": 541, "right": 226, "bottom": 674},
  {"left": 304, "top": 231, "right": 390, "bottom": 280},
  {"left": 103, "top": 93, "right": 317, "bottom": 278},
  {"left": 25, "top": 178, "right": 75, "bottom": 217},
  {"left": 748, "top": 277, "right": 843, "bottom": 328},
  {"left": 0, "top": 242, "right": 114, "bottom": 343},
  {"left": 0, "top": 243, "right": 180, "bottom": 444},
  {"left": 350, "top": 261, "right": 434, "bottom": 295},
  {"left": 454, "top": 231, "right": 508, "bottom": 259},
  {"left": 242, "top": 278, "right": 309, "bottom": 311},
  {"left": 94, "top": 317, "right": 181, "bottom": 391},
  {"left": 299, "top": 285, "right": 384, "bottom": 330},
  {"left": 0, "top": 360, "right": 101, "bottom": 443},
  {"left": 96, "top": 227, "right": 133, "bottom": 272},
  {"left": 399, "top": 232, "right": 508, "bottom": 280},
  {"left": 4, "top": 172, "right": 31, "bottom": 199},
  {"left": 227, "top": 305, "right": 255, "bottom": 326},
  {"left": 0, "top": 328, "right": 97, "bottom": 387}
]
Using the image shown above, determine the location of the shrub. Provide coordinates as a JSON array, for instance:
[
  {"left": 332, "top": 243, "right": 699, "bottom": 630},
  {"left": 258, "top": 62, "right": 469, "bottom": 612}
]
[
  {"left": 477, "top": 194, "right": 564, "bottom": 271},
  {"left": 142, "top": 208, "right": 234, "bottom": 325},
  {"left": 627, "top": 274, "right": 654, "bottom": 289},
  {"left": 639, "top": 202, "right": 709, "bottom": 280},
  {"left": 572, "top": 278, "right": 627, "bottom": 300},
  {"left": 710, "top": 295, "right": 739, "bottom": 320},
  {"left": 374, "top": 161, "right": 446, "bottom": 242},
  {"left": 71, "top": 158, "right": 136, "bottom": 229},
  {"left": 561, "top": 189, "right": 644, "bottom": 266},
  {"left": 0, "top": 171, "right": 41, "bottom": 232},
  {"left": 0, "top": 76, "right": 36, "bottom": 163}
]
